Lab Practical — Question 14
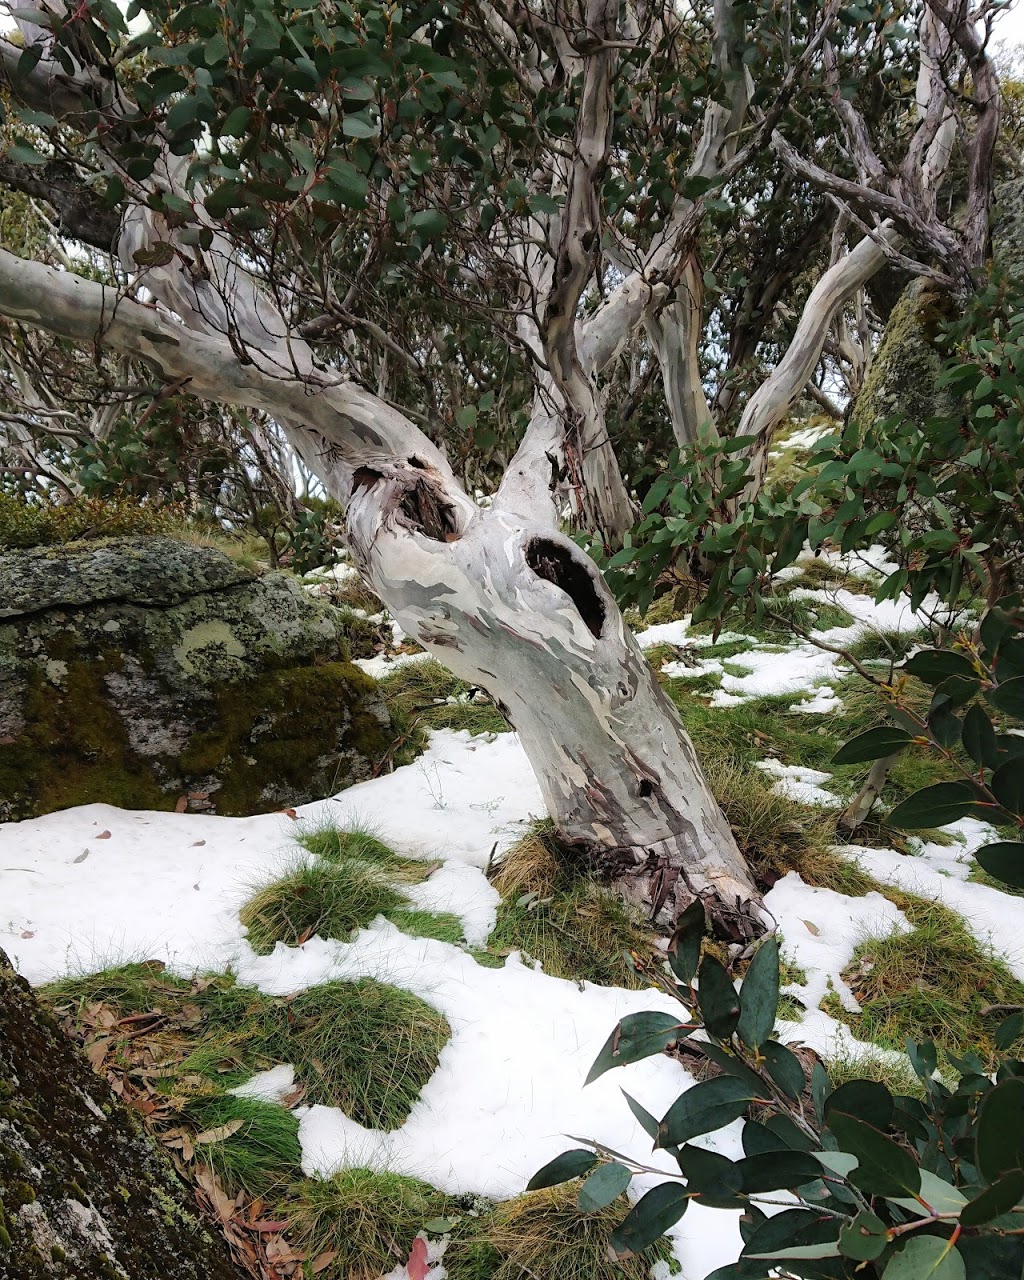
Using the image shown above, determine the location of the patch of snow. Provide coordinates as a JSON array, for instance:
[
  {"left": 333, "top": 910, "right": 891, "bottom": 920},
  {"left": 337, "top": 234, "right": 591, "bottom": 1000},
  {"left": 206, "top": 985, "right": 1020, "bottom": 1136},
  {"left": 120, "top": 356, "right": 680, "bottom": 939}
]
[
  {"left": 755, "top": 760, "right": 840, "bottom": 807},
  {"left": 764, "top": 873, "right": 913, "bottom": 1015},
  {"left": 354, "top": 650, "right": 433, "bottom": 679},
  {"left": 228, "top": 1064, "right": 297, "bottom": 1105},
  {"left": 837, "top": 829, "right": 1024, "bottom": 983},
  {"left": 661, "top": 658, "right": 724, "bottom": 681},
  {"left": 791, "top": 687, "right": 842, "bottom": 715},
  {"left": 634, "top": 619, "right": 691, "bottom": 649}
]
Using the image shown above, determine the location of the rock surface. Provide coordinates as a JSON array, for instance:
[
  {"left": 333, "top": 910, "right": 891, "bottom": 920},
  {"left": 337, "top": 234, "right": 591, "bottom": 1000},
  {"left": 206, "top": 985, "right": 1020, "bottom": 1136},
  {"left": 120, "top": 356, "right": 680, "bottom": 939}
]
[
  {"left": 0, "top": 537, "right": 393, "bottom": 820},
  {"left": 0, "top": 947, "right": 241, "bottom": 1280},
  {"left": 853, "top": 177, "right": 1024, "bottom": 430}
]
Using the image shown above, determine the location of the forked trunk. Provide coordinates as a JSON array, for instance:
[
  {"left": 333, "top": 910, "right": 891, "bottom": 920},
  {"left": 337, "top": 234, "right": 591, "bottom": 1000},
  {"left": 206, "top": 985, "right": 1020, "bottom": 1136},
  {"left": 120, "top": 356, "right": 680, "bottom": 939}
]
[{"left": 347, "top": 477, "right": 763, "bottom": 939}]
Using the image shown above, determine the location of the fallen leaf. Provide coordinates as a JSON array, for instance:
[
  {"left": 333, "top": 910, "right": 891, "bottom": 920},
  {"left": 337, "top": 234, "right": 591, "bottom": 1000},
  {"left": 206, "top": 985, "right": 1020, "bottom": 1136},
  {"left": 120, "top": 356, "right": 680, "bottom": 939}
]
[
  {"left": 73, "top": 849, "right": 90, "bottom": 864},
  {"left": 802, "top": 919, "right": 820, "bottom": 936},
  {"left": 278, "top": 807, "right": 298, "bottom": 819},
  {"left": 407, "top": 1234, "right": 430, "bottom": 1280},
  {"left": 20, "top": 929, "right": 34, "bottom": 939},
  {"left": 96, "top": 830, "right": 112, "bottom": 839},
  {"left": 311, "top": 1250, "right": 338, "bottom": 1274},
  {"left": 280, "top": 1084, "right": 306, "bottom": 1109},
  {"left": 192, "top": 839, "right": 206, "bottom": 847},
  {"left": 86, "top": 1038, "right": 109, "bottom": 1071},
  {"left": 174, "top": 795, "right": 188, "bottom": 813},
  {"left": 250, "top": 1219, "right": 290, "bottom": 1233},
  {"left": 194, "top": 1117, "right": 245, "bottom": 1145}
]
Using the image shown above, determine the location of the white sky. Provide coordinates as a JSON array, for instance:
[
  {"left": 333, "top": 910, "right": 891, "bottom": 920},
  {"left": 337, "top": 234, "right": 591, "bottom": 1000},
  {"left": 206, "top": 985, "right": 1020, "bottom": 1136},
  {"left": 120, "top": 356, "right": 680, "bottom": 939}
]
[{"left": 996, "top": 1, "right": 1024, "bottom": 50}]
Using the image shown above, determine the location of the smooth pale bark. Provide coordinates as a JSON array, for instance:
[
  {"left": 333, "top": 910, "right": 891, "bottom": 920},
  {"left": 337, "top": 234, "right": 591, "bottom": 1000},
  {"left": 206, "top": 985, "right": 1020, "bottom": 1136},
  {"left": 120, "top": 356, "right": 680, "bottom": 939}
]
[{"left": 0, "top": 243, "right": 763, "bottom": 933}]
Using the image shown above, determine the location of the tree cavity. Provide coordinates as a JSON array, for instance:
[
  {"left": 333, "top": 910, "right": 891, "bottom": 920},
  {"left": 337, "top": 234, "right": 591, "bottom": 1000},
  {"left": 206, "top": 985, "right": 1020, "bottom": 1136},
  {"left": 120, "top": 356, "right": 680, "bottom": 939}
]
[{"left": 525, "top": 538, "right": 605, "bottom": 639}]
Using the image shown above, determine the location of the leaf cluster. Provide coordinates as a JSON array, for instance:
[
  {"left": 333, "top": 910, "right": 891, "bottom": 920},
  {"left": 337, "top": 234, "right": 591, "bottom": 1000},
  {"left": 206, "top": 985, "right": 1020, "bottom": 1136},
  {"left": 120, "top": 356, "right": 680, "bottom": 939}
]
[{"left": 531, "top": 902, "right": 1024, "bottom": 1278}]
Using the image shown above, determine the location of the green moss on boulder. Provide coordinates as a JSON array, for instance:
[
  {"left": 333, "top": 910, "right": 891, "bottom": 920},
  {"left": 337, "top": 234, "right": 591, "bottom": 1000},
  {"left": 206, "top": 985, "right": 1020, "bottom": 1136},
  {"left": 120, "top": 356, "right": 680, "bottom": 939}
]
[{"left": 0, "top": 537, "right": 393, "bottom": 820}]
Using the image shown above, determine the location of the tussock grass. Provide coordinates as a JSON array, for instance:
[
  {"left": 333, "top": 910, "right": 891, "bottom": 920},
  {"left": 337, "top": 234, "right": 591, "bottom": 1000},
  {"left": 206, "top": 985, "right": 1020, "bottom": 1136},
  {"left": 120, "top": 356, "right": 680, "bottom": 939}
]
[
  {"left": 45, "top": 966, "right": 448, "bottom": 1129},
  {"left": 825, "top": 1053, "right": 925, "bottom": 1099},
  {"left": 705, "top": 761, "right": 872, "bottom": 896},
  {"left": 240, "top": 856, "right": 413, "bottom": 953},
  {"left": 378, "top": 657, "right": 509, "bottom": 739},
  {"left": 844, "top": 628, "right": 922, "bottom": 663},
  {"left": 827, "top": 896, "right": 1024, "bottom": 1063},
  {"left": 185, "top": 1094, "right": 302, "bottom": 1196},
  {"left": 450, "top": 1183, "right": 677, "bottom": 1280},
  {"left": 240, "top": 824, "right": 458, "bottom": 953},
  {"left": 295, "top": 821, "right": 400, "bottom": 867},
  {"left": 388, "top": 909, "right": 466, "bottom": 944},
  {"left": 484, "top": 828, "right": 657, "bottom": 988},
  {"left": 286, "top": 1167, "right": 447, "bottom": 1279}
]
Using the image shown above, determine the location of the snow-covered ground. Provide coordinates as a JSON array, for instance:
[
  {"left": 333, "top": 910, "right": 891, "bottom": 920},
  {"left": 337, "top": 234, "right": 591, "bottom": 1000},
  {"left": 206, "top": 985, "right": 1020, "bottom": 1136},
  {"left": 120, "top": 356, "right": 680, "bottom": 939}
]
[{"left": 4, "top": 545, "right": 1024, "bottom": 1278}]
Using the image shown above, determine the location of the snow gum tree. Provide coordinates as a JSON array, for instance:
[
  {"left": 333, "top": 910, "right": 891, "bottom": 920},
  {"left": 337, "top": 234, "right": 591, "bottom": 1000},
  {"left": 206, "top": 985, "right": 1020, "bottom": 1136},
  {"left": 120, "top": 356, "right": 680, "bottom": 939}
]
[{"left": 0, "top": 0, "right": 1003, "bottom": 936}]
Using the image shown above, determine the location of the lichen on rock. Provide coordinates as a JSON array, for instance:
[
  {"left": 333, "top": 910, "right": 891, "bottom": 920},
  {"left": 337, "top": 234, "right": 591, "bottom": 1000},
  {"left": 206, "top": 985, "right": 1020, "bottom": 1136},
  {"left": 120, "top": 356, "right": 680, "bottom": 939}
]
[{"left": 0, "top": 536, "right": 394, "bottom": 820}]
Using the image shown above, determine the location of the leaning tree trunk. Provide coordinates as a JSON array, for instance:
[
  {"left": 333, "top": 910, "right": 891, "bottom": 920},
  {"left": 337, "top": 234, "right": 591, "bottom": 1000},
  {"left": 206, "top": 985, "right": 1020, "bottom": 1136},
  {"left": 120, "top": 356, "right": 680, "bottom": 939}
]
[
  {"left": 347, "top": 477, "right": 763, "bottom": 938},
  {"left": 0, "top": 949, "right": 241, "bottom": 1280}
]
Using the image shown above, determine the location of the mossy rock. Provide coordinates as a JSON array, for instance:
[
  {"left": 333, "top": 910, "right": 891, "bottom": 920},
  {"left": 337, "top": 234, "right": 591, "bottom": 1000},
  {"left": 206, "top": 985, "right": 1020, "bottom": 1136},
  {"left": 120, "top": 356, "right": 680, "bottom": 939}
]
[
  {"left": 0, "top": 947, "right": 241, "bottom": 1280},
  {"left": 0, "top": 537, "right": 393, "bottom": 820},
  {"left": 853, "top": 176, "right": 1024, "bottom": 432}
]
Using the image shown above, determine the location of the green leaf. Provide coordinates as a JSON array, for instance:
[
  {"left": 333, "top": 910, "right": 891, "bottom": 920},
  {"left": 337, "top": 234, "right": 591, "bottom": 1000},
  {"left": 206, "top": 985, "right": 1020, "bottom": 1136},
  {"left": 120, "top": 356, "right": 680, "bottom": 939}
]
[
  {"left": 742, "top": 1208, "right": 841, "bottom": 1264},
  {"left": 657, "top": 1076, "right": 759, "bottom": 1148},
  {"left": 342, "top": 112, "right": 378, "bottom": 138},
  {"left": 826, "top": 1113, "right": 921, "bottom": 1198},
  {"left": 887, "top": 782, "right": 978, "bottom": 830},
  {"left": 676, "top": 1144, "right": 743, "bottom": 1202},
  {"left": 667, "top": 898, "right": 705, "bottom": 985},
  {"left": 838, "top": 1210, "right": 888, "bottom": 1261},
  {"left": 577, "top": 1161, "right": 631, "bottom": 1211},
  {"left": 996, "top": 1011, "right": 1024, "bottom": 1052},
  {"left": 963, "top": 704, "right": 999, "bottom": 769},
  {"left": 976, "top": 1078, "right": 1024, "bottom": 1181},
  {"left": 737, "top": 940, "right": 779, "bottom": 1051},
  {"left": 609, "top": 1183, "right": 688, "bottom": 1257},
  {"left": 974, "top": 842, "right": 1024, "bottom": 890},
  {"left": 323, "top": 158, "right": 368, "bottom": 207},
  {"left": 527, "top": 1149, "right": 597, "bottom": 1190},
  {"left": 621, "top": 1089, "right": 659, "bottom": 1140},
  {"left": 6, "top": 142, "right": 48, "bottom": 166},
  {"left": 409, "top": 209, "right": 448, "bottom": 238},
  {"left": 586, "top": 1012, "right": 689, "bottom": 1084},
  {"left": 697, "top": 954, "right": 740, "bottom": 1040},
  {"left": 888, "top": 1170, "right": 967, "bottom": 1216},
  {"left": 959, "top": 1170, "right": 1024, "bottom": 1226},
  {"left": 882, "top": 1236, "right": 965, "bottom": 1280},
  {"left": 833, "top": 726, "right": 913, "bottom": 765},
  {"left": 824, "top": 1079, "right": 894, "bottom": 1130},
  {"left": 761, "top": 1041, "right": 805, "bottom": 1100},
  {"left": 736, "top": 1151, "right": 823, "bottom": 1194},
  {"left": 991, "top": 759, "right": 1024, "bottom": 816},
  {"left": 904, "top": 650, "right": 977, "bottom": 685},
  {"left": 988, "top": 675, "right": 1024, "bottom": 719},
  {"left": 220, "top": 107, "right": 252, "bottom": 137}
]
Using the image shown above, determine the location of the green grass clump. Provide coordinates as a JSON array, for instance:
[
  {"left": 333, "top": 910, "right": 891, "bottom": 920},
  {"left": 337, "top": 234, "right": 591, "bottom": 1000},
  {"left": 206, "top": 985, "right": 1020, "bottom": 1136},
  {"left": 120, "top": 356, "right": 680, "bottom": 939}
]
[
  {"left": 705, "top": 761, "right": 872, "bottom": 896},
  {"left": 825, "top": 1052, "right": 925, "bottom": 1099},
  {"left": 388, "top": 909, "right": 466, "bottom": 944},
  {"left": 240, "top": 856, "right": 413, "bottom": 953},
  {"left": 450, "top": 1183, "right": 678, "bottom": 1280},
  {"left": 185, "top": 1094, "right": 302, "bottom": 1196},
  {"left": 45, "top": 967, "right": 448, "bottom": 1130},
  {"left": 844, "top": 628, "right": 922, "bottom": 663},
  {"left": 378, "top": 658, "right": 510, "bottom": 739},
  {"left": 240, "top": 824, "right": 451, "bottom": 953},
  {"left": 827, "top": 896, "right": 1024, "bottom": 1064},
  {"left": 285, "top": 1167, "right": 449, "bottom": 1280},
  {"left": 482, "top": 828, "right": 657, "bottom": 988},
  {"left": 296, "top": 822, "right": 405, "bottom": 868},
  {"left": 44, "top": 959, "right": 191, "bottom": 1016}
]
